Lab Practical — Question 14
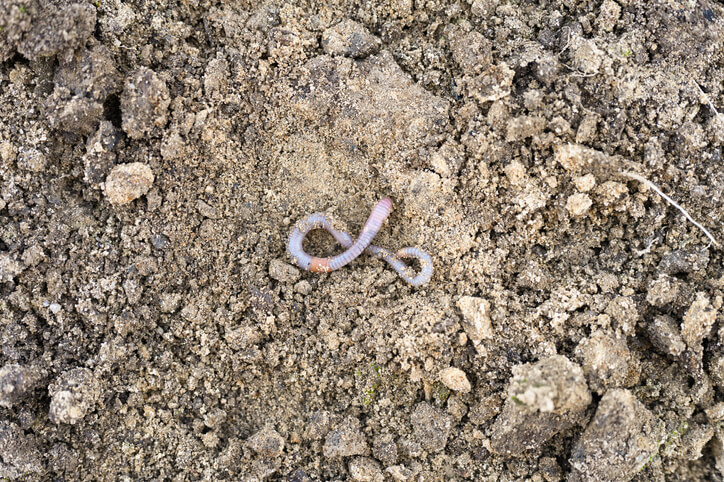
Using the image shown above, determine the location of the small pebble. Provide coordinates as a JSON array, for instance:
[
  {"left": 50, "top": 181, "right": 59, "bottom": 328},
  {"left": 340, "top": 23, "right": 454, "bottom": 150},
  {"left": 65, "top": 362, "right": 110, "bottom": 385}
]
[
  {"left": 0, "top": 141, "right": 17, "bottom": 164},
  {"left": 49, "top": 303, "right": 61, "bottom": 314},
  {"left": 196, "top": 200, "right": 218, "bottom": 219},
  {"left": 83, "top": 121, "right": 118, "bottom": 186},
  {"left": 446, "top": 396, "right": 468, "bottom": 420},
  {"left": 386, "top": 465, "right": 415, "bottom": 481},
  {"left": 438, "top": 367, "right": 472, "bottom": 393},
  {"left": 504, "top": 160, "right": 526, "bottom": 186},
  {"left": 605, "top": 295, "right": 639, "bottom": 335},
  {"left": 294, "top": 280, "right": 312, "bottom": 295},
  {"left": 468, "top": 394, "right": 502, "bottom": 425},
  {"left": 0, "top": 253, "right": 24, "bottom": 283},
  {"left": 159, "top": 293, "right": 182, "bottom": 313},
  {"left": 288, "top": 469, "right": 313, "bottom": 482},
  {"left": 574, "top": 173, "right": 596, "bottom": 192},
  {"left": 555, "top": 143, "right": 614, "bottom": 173},
  {"left": 456, "top": 296, "right": 493, "bottom": 342},
  {"left": 21, "top": 245, "right": 45, "bottom": 267},
  {"left": 566, "top": 193, "right": 592, "bottom": 217},
  {"left": 646, "top": 275, "right": 680, "bottom": 307},
  {"left": 645, "top": 315, "right": 686, "bottom": 357},
  {"left": 201, "top": 432, "right": 219, "bottom": 449},
  {"left": 150, "top": 234, "right": 170, "bottom": 250},
  {"left": 104, "top": 162, "right": 154, "bottom": 206}
]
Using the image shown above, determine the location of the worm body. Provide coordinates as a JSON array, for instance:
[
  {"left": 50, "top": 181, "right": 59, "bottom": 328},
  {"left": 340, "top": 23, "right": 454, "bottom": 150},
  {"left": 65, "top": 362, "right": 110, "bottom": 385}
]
[{"left": 287, "top": 198, "right": 433, "bottom": 286}]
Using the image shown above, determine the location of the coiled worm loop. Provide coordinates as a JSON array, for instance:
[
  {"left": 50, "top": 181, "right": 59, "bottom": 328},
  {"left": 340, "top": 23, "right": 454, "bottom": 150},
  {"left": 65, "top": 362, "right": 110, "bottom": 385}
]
[{"left": 287, "top": 198, "right": 433, "bottom": 286}]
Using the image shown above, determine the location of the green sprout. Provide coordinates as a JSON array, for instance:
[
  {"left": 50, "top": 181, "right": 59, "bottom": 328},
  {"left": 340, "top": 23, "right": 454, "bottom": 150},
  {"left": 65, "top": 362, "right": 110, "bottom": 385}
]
[
  {"left": 357, "top": 363, "right": 383, "bottom": 406},
  {"left": 362, "top": 387, "right": 376, "bottom": 405},
  {"left": 433, "top": 382, "right": 450, "bottom": 403},
  {"left": 637, "top": 420, "right": 689, "bottom": 473},
  {"left": 18, "top": 4, "right": 27, "bottom": 13}
]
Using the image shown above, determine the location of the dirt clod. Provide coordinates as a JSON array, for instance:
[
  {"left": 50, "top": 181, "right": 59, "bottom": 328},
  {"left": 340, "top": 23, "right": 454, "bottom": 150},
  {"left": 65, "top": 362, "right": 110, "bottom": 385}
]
[
  {"left": 103, "top": 162, "right": 154, "bottom": 206},
  {"left": 456, "top": 296, "right": 493, "bottom": 347},
  {"left": 569, "top": 389, "right": 663, "bottom": 481},
  {"left": 348, "top": 456, "right": 384, "bottom": 482},
  {"left": 269, "top": 259, "right": 301, "bottom": 283},
  {"left": 323, "top": 416, "right": 368, "bottom": 458},
  {"left": 247, "top": 426, "right": 285, "bottom": 458},
  {"left": 120, "top": 67, "right": 170, "bottom": 139},
  {"left": 490, "top": 355, "right": 591, "bottom": 456},
  {"left": 0, "top": 421, "right": 45, "bottom": 478},
  {"left": 410, "top": 402, "right": 454, "bottom": 454},
  {"left": 48, "top": 368, "right": 101, "bottom": 425},
  {"left": 14, "top": 2, "right": 96, "bottom": 61},
  {"left": 575, "top": 330, "right": 636, "bottom": 394},
  {"left": 0, "top": 364, "right": 43, "bottom": 408},
  {"left": 682, "top": 292, "right": 718, "bottom": 349},
  {"left": 83, "top": 121, "right": 119, "bottom": 186},
  {"left": 322, "top": 19, "right": 380, "bottom": 58}
]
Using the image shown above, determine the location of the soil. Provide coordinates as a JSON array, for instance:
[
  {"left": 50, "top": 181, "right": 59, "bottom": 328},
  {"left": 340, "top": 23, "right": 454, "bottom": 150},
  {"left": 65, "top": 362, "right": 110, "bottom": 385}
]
[{"left": 1, "top": 0, "right": 724, "bottom": 480}]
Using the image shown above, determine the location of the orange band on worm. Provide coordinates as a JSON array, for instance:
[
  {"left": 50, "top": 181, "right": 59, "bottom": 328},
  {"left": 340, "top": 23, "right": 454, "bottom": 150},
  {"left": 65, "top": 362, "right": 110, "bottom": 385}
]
[{"left": 309, "top": 257, "right": 332, "bottom": 272}]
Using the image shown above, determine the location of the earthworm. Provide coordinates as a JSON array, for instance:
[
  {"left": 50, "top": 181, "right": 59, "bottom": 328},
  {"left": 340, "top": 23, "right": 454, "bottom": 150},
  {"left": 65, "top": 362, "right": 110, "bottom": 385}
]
[{"left": 287, "top": 198, "right": 433, "bottom": 286}]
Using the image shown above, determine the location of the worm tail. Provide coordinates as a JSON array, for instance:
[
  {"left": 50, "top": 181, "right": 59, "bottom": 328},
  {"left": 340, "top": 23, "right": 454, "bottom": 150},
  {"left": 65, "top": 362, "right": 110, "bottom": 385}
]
[{"left": 368, "top": 245, "right": 433, "bottom": 286}]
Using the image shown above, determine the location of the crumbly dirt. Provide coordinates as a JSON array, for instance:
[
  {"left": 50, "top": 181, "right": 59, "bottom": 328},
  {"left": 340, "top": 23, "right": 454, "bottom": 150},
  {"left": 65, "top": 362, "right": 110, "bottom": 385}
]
[{"left": 1, "top": 0, "right": 724, "bottom": 480}]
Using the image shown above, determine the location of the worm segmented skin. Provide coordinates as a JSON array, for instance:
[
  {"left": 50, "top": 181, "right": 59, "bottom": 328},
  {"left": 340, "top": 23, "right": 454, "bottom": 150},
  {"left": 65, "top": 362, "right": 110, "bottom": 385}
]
[{"left": 287, "top": 198, "right": 433, "bottom": 286}]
